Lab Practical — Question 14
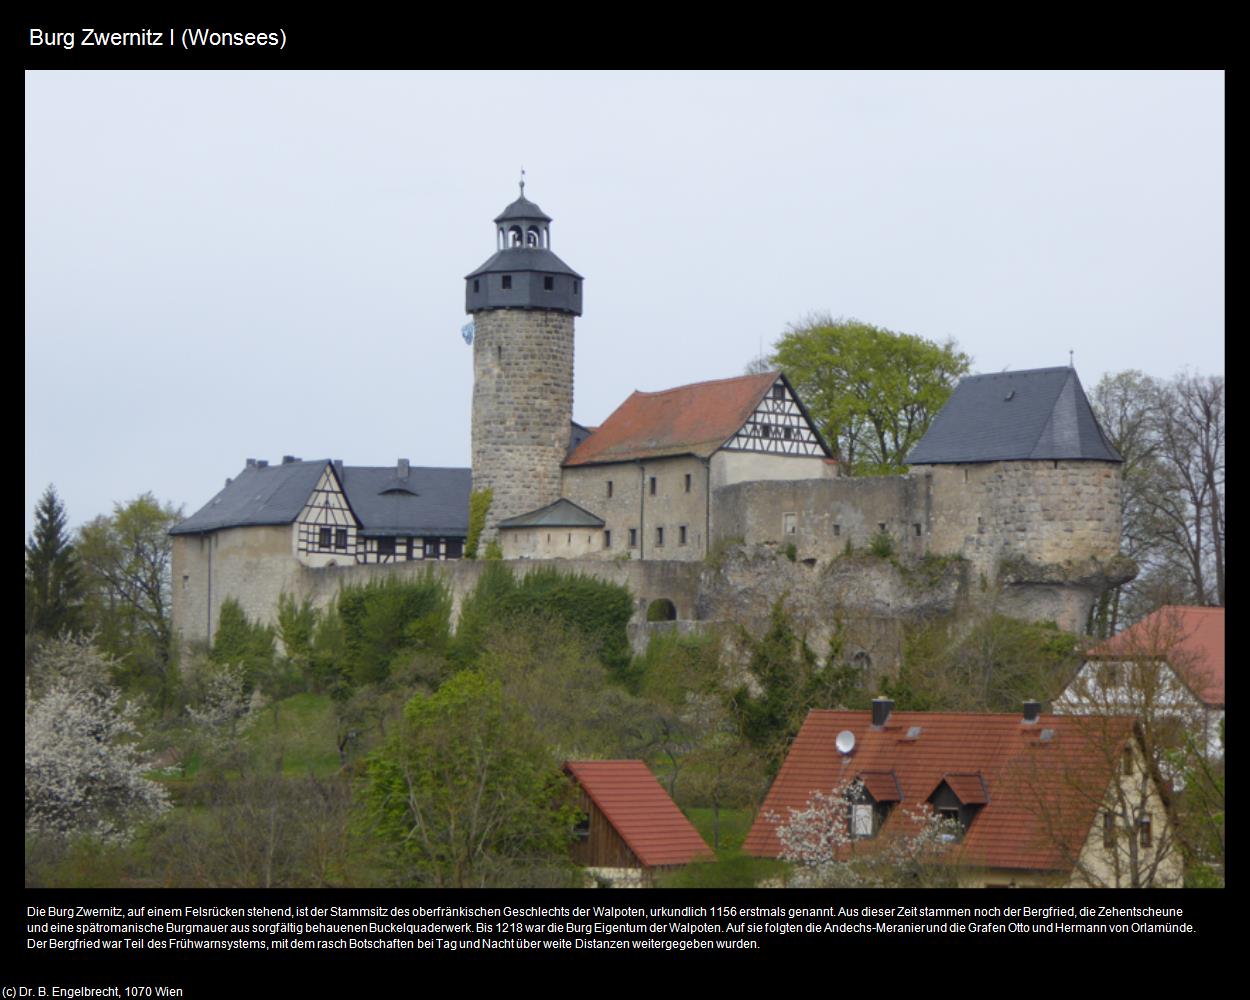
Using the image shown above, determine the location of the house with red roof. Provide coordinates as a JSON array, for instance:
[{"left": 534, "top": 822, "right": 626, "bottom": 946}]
[
  {"left": 744, "top": 700, "right": 1181, "bottom": 888},
  {"left": 498, "top": 371, "right": 835, "bottom": 563},
  {"left": 1055, "top": 605, "right": 1225, "bottom": 759},
  {"left": 564, "top": 760, "right": 713, "bottom": 886}
]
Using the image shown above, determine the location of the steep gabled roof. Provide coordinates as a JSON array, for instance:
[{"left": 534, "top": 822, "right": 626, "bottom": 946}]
[
  {"left": 171, "top": 461, "right": 328, "bottom": 534},
  {"left": 498, "top": 498, "right": 605, "bottom": 529},
  {"left": 1089, "top": 606, "right": 1225, "bottom": 706},
  {"left": 565, "top": 760, "right": 713, "bottom": 868},
  {"left": 564, "top": 371, "right": 780, "bottom": 466},
  {"left": 906, "top": 367, "right": 1122, "bottom": 465},
  {"left": 744, "top": 710, "right": 1136, "bottom": 874},
  {"left": 172, "top": 461, "right": 470, "bottom": 537}
]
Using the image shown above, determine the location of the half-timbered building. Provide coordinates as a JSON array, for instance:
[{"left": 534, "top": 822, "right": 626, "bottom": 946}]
[
  {"left": 174, "top": 457, "right": 470, "bottom": 569},
  {"left": 499, "top": 370, "right": 837, "bottom": 561}
]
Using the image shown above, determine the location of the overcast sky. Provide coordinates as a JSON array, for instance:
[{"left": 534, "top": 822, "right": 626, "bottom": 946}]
[{"left": 24, "top": 70, "right": 1224, "bottom": 534}]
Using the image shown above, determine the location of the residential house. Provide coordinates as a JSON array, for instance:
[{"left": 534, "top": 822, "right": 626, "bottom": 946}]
[{"left": 743, "top": 700, "right": 1181, "bottom": 888}]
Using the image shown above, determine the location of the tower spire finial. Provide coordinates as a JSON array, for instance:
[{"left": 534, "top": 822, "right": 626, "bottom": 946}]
[{"left": 519, "top": 167, "right": 525, "bottom": 197}]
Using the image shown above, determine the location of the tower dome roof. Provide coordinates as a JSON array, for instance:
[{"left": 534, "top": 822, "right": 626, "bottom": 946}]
[{"left": 493, "top": 191, "right": 552, "bottom": 224}]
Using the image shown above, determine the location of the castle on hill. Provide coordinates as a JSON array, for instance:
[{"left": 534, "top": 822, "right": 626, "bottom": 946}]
[{"left": 170, "top": 187, "right": 1129, "bottom": 651}]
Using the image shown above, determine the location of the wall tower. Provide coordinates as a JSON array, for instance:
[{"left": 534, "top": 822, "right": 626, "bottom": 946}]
[{"left": 466, "top": 183, "right": 583, "bottom": 536}]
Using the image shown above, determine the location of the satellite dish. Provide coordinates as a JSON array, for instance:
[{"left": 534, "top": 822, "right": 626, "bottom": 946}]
[
  {"left": 461, "top": 321, "right": 475, "bottom": 346},
  {"left": 835, "top": 730, "right": 856, "bottom": 755}
]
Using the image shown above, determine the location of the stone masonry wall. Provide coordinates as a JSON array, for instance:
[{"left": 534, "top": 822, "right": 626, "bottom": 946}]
[
  {"left": 561, "top": 455, "right": 710, "bottom": 561},
  {"left": 172, "top": 537, "right": 703, "bottom": 652},
  {"left": 712, "top": 476, "right": 928, "bottom": 562},
  {"left": 917, "top": 461, "right": 1121, "bottom": 576},
  {"left": 471, "top": 309, "right": 574, "bottom": 536}
]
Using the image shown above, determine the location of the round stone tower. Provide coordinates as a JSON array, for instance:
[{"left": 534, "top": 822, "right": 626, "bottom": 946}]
[{"left": 466, "top": 183, "right": 583, "bottom": 537}]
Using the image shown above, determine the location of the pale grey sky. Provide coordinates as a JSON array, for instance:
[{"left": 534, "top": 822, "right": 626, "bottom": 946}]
[{"left": 24, "top": 71, "right": 1224, "bottom": 534}]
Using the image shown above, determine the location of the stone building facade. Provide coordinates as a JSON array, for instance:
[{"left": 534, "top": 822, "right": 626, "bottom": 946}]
[{"left": 170, "top": 187, "right": 1130, "bottom": 656}]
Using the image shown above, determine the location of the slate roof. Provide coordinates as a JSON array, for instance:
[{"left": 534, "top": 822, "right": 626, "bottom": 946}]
[
  {"left": 464, "top": 246, "right": 582, "bottom": 280},
  {"left": 744, "top": 709, "right": 1138, "bottom": 874},
  {"left": 906, "top": 367, "right": 1122, "bottom": 465},
  {"left": 493, "top": 193, "right": 552, "bottom": 223},
  {"left": 564, "top": 760, "right": 714, "bottom": 868},
  {"left": 564, "top": 371, "right": 784, "bottom": 466},
  {"left": 497, "top": 498, "right": 605, "bottom": 529},
  {"left": 170, "top": 461, "right": 327, "bottom": 534},
  {"left": 342, "top": 466, "right": 471, "bottom": 537},
  {"left": 172, "top": 461, "right": 470, "bottom": 537},
  {"left": 1089, "top": 606, "right": 1225, "bottom": 706}
]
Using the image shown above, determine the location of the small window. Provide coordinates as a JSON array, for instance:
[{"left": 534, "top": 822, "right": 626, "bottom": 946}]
[
  {"left": 655, "top": 526, "right": 664, "bottom": 547},
  {"left": 606, "top": 480, "right": 613, "bottom": 498},
  {"left": 851, "top": 803, "right": 874, "bottom": 838},
  {"left": 649, "top": 476, "right": 657, "bottom": 496},
  {"left": 833, "top": 524, "right": 841, "bottom": 537},
  {"left": 684, "top": 473, "right": 692, "bottom": 493},
  {"left": 784, "top": 512, "right": 797, "bottom": 535},
  {"left": 772, "top": 384, "right": 785, "bottom": 401},
  {"left": 543, "top": 275, "right": 554, "bottom": 291},
  {"left": 473, "top": 278, "right": 480, "bottom": 292},
  {"left": 318, "top": 526, "right": 332, "bottom": 549},
  {"left": 628, "top": 528, "right": 638, "bottom": 548},
  {"left": 1103, "top": 811, "right": 1115, "bottom": 849},
  {"left": 501, "top": 275, "right": 512, "bottom": 290},
  {"left": 878, "top": 522, "right": 886, "bottom": 533},
  {"left": 573, "top": 281, "right": 580, "bottom": 295},
  {"left": 913, "top": 523, "right": 922, "bottom": 537},
  {"left": 424, "top": 539, "right": 440, "bottom": 558},
  {"left": 783, "top": 426, "right": 793, "bottom": 440},
  {"left": 1139, "top": 816, "right": 1152, "bottom": 848},
  {"left": 182, "top": 575, "right": 189, "bottom": 592},
  {"left": 444, "top": 538, "right": 463, "bottom": 559},
  {"left": 604, "top": 530, "right": 611, "bottom": 549},
  {"left": 574, "top": 814, "right": 590, "bottom": 841},
  {"left": 378, "top": 537, "right": 396, "bottom": 557},
  {"left": 567, "top": 533, "right": 572, "bottom": 545},
  {"left": 760, "top": 422, "right": 771, "bottom": 438},
  {"left": 335, "top": 528, "right": 348, "bottom": 550},
  {"left": 679, "top": 525, "right": 687, "bottom": 546}
]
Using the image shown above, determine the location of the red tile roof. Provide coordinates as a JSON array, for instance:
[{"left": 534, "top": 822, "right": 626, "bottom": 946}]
[
  {"left": 565, "top": 760, "right": 714, "bottom": 867},
  {"left": 744, "top": 710, "right": 1136, "bottom": 874},
  {"left": 564, "top": 372, "right": 780, "bottom": 466},
  {"left": 1089, "top": 606, "right": 1224, "bottom": 706}
]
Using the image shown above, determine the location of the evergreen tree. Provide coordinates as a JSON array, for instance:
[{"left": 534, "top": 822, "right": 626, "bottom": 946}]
[{"left": 25, "top": 486, "right": 83, "bottom": 638}]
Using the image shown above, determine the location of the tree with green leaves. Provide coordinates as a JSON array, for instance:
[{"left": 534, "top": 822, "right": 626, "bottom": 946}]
[
  {"left": 770, "top": 315, "right": 970, "bottom": 475},
  {"left": 361, "top": 671, "right": 577, "bottom": 887},
  {"left": 25, "top": 486, "right": 84, "bottom": 639},
  {"left": 76, "top": 494, "right": 182, "bottom": 705}
]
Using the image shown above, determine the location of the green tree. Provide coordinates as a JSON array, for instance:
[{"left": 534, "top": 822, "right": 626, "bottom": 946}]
[
  {"left": 76, "top": 494, "right": 182, "bottom": 705},
  {"left": 731, "top": 599, "right": 822, "bottom": 773},
  {"left": 25, "top": 486, "right": 84, "bottom": 639},
  {"left": 770, "top": 315, "right": 970, "bottom": 475},
  {"left": 336, "top": 576, "right": 452, "bottom": 687},
  {"left": 361, "top": 671, "right": 577, "bottom": 887}
]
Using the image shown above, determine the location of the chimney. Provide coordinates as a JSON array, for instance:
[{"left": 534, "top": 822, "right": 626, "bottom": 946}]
[
  {"left": 1022, "top": 700, "right": 1041, "bottom": 725},
  {"left": 224, "top": 477, "right": 232, "bottom": 487},
  {"left": 333, "top": 459, "right": 344, "bottom": 477},
  {"left": 282, "top": 455, "right": 302, "bottom": 465},
  {"left": 397, "top": 458, "right": 410, "bottom": 478},
  {"left": 256, "top": 459, "right": 269, "bottom": 468},
  {"left": 246, "top": 458, "right": 257, "bottom": 468},
  {"left": 870, "top": 697, "right": 894, "bottom": 729}
]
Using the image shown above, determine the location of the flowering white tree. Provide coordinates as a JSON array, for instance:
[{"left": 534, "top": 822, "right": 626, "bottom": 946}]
[
  {"left": 25, "top": 677, "right": 170, "bottom": 843},
  {"left": 774, "top": 779, "right": 961, "bottom": 888}
]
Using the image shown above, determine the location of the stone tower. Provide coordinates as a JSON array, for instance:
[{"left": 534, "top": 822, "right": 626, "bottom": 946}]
[{"left": 466, "top": 183, "right": 583, "bottom": 537}]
